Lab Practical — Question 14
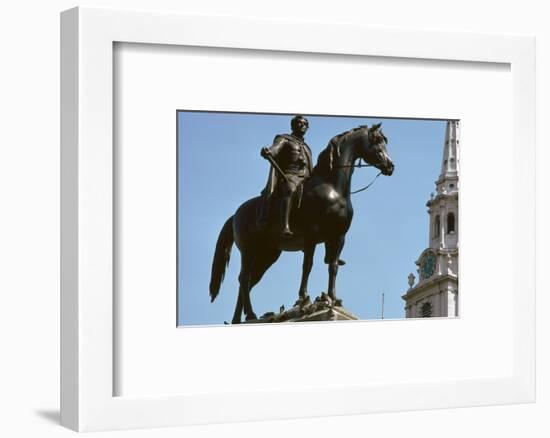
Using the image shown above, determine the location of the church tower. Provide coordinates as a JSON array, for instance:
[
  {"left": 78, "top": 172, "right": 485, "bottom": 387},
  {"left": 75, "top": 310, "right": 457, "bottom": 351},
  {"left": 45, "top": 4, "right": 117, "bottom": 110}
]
[{"left": 402, "top": 120, "right": 459, "bottom": 318}]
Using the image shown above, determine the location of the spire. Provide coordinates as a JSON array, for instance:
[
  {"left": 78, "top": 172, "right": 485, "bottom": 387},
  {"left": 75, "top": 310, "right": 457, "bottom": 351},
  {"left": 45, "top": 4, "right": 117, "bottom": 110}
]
[{"left": 436, "top": 120, "right": 459, "bottom": 194}]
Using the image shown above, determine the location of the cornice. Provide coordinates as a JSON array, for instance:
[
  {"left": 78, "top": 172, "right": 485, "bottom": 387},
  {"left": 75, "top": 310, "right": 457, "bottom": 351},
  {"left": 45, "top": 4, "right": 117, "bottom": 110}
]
[
  {"left": 402, "top": 273, "right": 458, "bottom": 300},
  {"left": 426, "top": 191, "right": 459, "bottom": 207}
]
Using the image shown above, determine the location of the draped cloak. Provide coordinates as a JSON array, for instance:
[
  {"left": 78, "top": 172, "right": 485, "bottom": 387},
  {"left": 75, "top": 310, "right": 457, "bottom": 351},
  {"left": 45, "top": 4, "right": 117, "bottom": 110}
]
[{"left": 260, "top": 133, "right": 313, "bottom": 220}]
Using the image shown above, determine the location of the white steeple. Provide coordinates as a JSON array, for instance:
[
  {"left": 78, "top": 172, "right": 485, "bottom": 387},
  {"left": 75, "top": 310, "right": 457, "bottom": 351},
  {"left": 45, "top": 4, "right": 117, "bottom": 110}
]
[
  {"left": 435, "top": 120, "right": 459, "bottom": 196},
  {"left": 427, "top": 120, "right": 460, "bottom": 251},
  {"left": 402, "top": 120, "right": 460, "bottom": 318}
]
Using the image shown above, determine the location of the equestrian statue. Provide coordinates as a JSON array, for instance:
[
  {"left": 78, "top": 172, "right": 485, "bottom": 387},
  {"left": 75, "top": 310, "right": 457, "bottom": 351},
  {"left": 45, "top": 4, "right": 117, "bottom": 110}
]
[{"left": 209, "top": 116, "right": 394, "bottom": 323}]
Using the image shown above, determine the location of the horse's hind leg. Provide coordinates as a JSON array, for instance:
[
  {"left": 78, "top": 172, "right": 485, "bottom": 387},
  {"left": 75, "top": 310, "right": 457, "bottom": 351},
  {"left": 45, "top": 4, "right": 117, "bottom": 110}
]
[
  {"left": 238, "top": 251, "right": 259, "bottom": 322},
  {"left": 234, "top": 248, "right": 281, "bottom": 323},
  {"left": 245, "top": 248, "right": 282, "bottom": 321},
  {"left": 250, "top": 248, "right": 281, "bottom": 290},
  {"left": 231, "top": 295, "right": 243, "bottom": 324}
]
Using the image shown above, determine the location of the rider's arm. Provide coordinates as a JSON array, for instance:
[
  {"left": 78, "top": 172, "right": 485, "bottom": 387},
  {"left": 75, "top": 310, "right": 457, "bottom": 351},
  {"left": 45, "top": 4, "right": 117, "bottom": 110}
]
[{"left": 261, "top": 135, "right": 285, "bottom": 159}]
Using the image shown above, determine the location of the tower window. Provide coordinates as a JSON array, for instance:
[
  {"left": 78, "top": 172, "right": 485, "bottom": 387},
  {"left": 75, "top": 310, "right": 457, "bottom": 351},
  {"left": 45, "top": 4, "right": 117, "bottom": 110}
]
[
  {"left": 447, "top": 212, "right": 455, "bottom": 233},
  {"left": 420, "top": 302, "right": 432, "bottom": 318},
  {"left": 434, "top": 215, "right": 440, "bottom": 238}
]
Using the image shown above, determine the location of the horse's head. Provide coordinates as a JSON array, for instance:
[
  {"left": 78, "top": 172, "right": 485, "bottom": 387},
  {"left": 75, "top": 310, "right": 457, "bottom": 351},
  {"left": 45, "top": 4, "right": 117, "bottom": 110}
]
[{"left": 355, "top": 123, "right": 394, "bottom": 176}]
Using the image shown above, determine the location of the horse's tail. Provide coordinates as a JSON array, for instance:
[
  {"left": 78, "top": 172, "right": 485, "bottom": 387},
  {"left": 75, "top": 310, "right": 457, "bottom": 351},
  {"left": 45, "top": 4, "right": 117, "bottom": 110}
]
[{"left": 209, "top": 216, "right": 234, "bottom": 302}]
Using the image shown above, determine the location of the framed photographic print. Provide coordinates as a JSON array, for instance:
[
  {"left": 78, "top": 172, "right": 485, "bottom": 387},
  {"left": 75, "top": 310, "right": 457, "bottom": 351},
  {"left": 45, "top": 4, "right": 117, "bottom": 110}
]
[{"left": 61, "top": 7, "right": 535, "bottom": 432}]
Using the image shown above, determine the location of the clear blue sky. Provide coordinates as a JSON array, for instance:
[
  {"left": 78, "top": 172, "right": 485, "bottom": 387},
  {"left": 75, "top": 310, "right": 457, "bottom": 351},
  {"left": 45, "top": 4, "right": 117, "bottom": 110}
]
[{"left": 177, "top": 111, "right": 446, "bottom": 326}]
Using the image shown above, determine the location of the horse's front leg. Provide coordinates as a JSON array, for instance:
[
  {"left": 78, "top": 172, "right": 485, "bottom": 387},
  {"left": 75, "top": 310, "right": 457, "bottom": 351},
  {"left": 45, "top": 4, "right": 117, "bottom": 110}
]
[
  {"left": 325, "top": 235, "right": 345, "bottom": 305},
  {"left": 296, "top": 240, "right": 315, "bottom": 306}
]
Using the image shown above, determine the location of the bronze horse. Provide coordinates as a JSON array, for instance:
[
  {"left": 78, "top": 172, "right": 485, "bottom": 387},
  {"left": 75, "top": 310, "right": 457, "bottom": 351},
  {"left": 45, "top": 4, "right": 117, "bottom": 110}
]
[{"left": 209, "top": 123, "right": 394, "bottom": 323}]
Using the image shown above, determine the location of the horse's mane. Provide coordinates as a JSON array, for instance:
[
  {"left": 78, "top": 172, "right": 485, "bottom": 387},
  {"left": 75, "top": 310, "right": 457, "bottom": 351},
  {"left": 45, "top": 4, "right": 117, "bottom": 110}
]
[{"left": 312, "top": 125, "right": 367, "bottom": 178}]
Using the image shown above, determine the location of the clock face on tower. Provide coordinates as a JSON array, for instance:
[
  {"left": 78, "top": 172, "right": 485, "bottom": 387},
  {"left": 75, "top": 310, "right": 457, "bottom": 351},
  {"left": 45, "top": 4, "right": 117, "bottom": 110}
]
[{"left": 420, "top": 250, "right": 437, "bottom": 280}]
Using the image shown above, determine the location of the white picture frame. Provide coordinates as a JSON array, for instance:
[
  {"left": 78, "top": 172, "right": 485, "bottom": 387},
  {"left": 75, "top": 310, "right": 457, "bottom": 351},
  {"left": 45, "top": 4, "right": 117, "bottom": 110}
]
[{"left": 61, "top": 7, "right": 535, "bottom": 432}]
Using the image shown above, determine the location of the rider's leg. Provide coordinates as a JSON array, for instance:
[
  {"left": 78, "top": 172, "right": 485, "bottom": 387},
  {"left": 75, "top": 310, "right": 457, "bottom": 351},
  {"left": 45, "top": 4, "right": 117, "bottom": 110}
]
[
  {"left": 281, "top": 196, "right": 293, "bottom": 237},
  {"left": 280, "top": 179, "right": 296, "bottom": 238}
]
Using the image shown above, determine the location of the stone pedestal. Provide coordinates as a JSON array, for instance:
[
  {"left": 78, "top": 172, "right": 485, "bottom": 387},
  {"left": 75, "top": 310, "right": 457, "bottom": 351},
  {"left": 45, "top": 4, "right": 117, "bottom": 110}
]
[
  {"left": 286, "top": 306, "right": 357, "bottom": 322},
  {"left": 245, "top": 292, "right": 358, "bottom": 324}
]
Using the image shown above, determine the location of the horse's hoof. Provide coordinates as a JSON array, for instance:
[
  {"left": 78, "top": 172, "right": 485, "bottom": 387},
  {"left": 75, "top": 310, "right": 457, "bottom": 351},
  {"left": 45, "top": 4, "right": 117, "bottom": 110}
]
[
  {"left": 231, "top": 319, "right": 241, "bottom": 324},
  {"left": 245, "top": 312, "right": 258, "bottom": 322},
  {"left": 294, "top": 295, "right": 311, "bottom": 307}
]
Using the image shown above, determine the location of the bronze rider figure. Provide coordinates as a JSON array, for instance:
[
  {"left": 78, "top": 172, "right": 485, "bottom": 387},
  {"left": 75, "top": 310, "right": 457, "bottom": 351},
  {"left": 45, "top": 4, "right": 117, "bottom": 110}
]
[{"left": 259, "top": 115, "right": 313, "bottom": 238}]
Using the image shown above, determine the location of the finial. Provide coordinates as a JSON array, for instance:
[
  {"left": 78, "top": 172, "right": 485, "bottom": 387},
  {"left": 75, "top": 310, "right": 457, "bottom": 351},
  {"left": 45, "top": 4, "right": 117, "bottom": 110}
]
[{"left": 408, "top": 272, "right": 416, "bottom": 289}]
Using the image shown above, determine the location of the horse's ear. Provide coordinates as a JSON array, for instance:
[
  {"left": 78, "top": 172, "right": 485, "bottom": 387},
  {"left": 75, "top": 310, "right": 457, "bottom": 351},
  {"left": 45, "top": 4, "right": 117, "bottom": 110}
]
[{"left": 371, "top": 122, "right": 382, "bottom": 131}]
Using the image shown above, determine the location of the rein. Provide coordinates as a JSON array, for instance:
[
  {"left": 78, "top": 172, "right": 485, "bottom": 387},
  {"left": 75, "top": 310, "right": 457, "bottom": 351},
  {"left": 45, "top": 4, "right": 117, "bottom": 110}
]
[
  {"left": 336, "top": 161, "right": 376, "bottom": 169},
  {"left": 350, "top": 171, "right": 382, "bottom": 195},
  {"left": 337, "top": 159, "right": 384, "bottom": 195}
]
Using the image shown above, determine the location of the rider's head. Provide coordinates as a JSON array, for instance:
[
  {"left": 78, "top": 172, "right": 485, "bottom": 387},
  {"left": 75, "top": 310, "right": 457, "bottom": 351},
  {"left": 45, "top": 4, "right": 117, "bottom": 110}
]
[{"left": 291, "top": 115, "right": 309, "bottom": 137}]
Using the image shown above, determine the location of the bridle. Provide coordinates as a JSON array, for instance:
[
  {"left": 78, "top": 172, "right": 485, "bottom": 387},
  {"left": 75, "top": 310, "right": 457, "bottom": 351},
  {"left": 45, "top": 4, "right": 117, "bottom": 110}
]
[
  {"left": 335, "top": 130, "right": 389, "bottom": 195},
  {"left": 337, "top": 159, "right": 386, "bottom": 195},
  {"left": 338, "top": 159, "right": 383, "bottom": 195}
]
